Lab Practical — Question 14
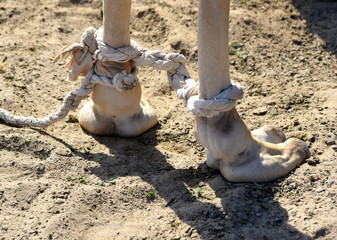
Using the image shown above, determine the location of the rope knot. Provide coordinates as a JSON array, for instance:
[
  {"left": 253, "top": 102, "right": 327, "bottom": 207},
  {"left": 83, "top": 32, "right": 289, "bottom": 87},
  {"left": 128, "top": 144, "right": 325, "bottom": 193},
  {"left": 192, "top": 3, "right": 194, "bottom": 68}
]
[
  {"left": 91, "top": 67, "right": 139, "bottom": 92},
  {"left": 94, "top": 28, "right": 142, "bottom": 63},
  {"left": 53, "top": 27, "right": 97, "bottom": 81},
  {"left": 112, "top": 68, "right": 139, "bottom": 91},
  {"left": 187, "top": 81, "right": 244, "bottom": 118}
]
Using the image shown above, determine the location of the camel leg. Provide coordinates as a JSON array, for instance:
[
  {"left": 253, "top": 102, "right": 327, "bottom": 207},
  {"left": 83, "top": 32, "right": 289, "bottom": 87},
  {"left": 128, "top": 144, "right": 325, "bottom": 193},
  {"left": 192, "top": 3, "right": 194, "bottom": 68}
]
[
  {"left": 79, "top": 0, "right": 157, "bottom": 137},
  {"left": 196, "top": 0, "right": 309, "bottom": 182}
]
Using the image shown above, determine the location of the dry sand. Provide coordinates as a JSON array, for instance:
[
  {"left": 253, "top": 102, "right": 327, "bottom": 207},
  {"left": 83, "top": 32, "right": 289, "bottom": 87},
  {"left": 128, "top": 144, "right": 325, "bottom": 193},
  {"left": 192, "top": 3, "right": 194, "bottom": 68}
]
[{"left": 0, "top": 0, "right": 336, "bottom": 239}]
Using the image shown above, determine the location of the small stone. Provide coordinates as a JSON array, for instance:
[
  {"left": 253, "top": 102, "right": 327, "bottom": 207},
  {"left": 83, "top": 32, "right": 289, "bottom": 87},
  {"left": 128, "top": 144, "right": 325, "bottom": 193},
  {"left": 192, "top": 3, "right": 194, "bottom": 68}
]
[
  {"left": 269, "top": 109, "right": 278, "bottom": 116},
  {"left": 293, "top": 120, "right": 300, "bottom": 126},
  {"left": 298, "top": 56, "right": 305, "bottom": 62},
  {"left": 253, "top": 107, "right": 268, "bottom": 115},
  {"left": 67, "top": 114, "right": 78, "bottom": 123},
  {"left": 184, "top": 226, "right": 192, "bottom": 234},
  {"left": 289, "top": 182, "right": 297, "bottom": 189},
  {"left": 171, "top": 40, "right": 182, "bottom": 50},
  {"left": 325, "top": 135, "right": 336, "bottom": 146},
  {"left": 326, "top": 179, "right": 335, "bottom": 186},
  {"left": 188, "top": 138, "right": 197, "bottom": 143},
  {"left": 266, "top": 100, "right": 276, "bottom": 105},
  {"left": 307, "top": 133, "right": 316, "bottom": 143},
  {"left": 319, "top": 119, "right": 328, "bottom": 125},
  {"left": 243, "top": 17, "right": 254, "bottom": 25},
  {"left": 163, "top": 130, "right": 171, "bottom": 136},
  {"left": 54, "top": 147, "right": 72, "bottom": 157},
  {"left": 191, "top": 232, "right": 199, "bottom": 239},
  {"left": 316, "top": 187, "right": 324, "bottom": 193},
  {"left": 307, "top": 158, "right": 319, "bottom": 165}
]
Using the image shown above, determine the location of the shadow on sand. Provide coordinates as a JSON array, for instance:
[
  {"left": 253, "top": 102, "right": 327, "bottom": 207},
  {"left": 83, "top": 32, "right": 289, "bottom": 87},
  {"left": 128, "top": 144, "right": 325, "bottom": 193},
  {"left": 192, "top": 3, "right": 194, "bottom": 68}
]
[
  {"left": 36, "top": 124, "right": 313, "bottom": 240},
  {"left": 292, "top": 0, "right": 337, "bottom": 55}
]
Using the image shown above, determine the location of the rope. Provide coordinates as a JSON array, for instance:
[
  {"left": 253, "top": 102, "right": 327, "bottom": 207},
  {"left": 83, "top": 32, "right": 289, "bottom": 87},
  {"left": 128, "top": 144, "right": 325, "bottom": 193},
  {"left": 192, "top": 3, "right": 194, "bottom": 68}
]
[
  {"left": 187, "top": 81, "right": 244, "bottom": 118},
  {"left": 53, "top": 27, "right": 97, "bottom": 81},
  {"left": 0, "top": 69, "right": 94, "bottom": 127},
  {"left": 0, "top": 26, "right": 244, "bottom": 128},
  {"left": 94, "top": 27, "right": 198, "bottom": 100}
]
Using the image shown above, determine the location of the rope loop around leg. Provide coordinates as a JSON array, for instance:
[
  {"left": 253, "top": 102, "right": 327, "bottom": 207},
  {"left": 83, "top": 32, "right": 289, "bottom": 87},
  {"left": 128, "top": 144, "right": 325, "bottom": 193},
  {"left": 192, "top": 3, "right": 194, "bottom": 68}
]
[{"left": 187, "top": 81, "right": 244, "bottom": 118}]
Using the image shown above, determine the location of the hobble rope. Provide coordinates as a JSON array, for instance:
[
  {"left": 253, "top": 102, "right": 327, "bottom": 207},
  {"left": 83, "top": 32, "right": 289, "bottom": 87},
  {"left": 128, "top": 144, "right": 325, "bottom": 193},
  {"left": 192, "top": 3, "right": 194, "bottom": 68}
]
[
  {"left": 0, "top": 26, "right": 243, "bottom": 128},
  {"left": 187, "top": 81, "right": 244, "bottom": 118}
]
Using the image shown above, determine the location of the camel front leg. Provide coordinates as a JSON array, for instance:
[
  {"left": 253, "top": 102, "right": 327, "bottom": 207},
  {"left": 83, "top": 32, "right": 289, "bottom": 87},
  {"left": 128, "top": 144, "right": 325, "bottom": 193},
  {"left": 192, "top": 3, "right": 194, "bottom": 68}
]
[
  {"left": 195, "top": 0, "right": 309, "bottom": 182},
  {"left": 79, "top": 0, "right": 157, "bottom": 136}
]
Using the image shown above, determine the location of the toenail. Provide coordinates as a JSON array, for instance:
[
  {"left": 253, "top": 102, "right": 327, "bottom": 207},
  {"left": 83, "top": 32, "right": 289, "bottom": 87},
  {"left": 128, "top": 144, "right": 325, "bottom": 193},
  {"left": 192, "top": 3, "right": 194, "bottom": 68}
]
[
  {"left": 277, "top": 130, "right": 286, "bottom": 141},
  {"left": 300, "top": 140, "right": 310, "bottom": 158}
]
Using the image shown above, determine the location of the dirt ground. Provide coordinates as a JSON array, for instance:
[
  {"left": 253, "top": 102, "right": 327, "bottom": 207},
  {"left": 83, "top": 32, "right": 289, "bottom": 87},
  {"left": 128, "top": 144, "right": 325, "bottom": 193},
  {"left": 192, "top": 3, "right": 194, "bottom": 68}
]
[{"left": 0, "top": 0, "right": 336, "bottom": 239}]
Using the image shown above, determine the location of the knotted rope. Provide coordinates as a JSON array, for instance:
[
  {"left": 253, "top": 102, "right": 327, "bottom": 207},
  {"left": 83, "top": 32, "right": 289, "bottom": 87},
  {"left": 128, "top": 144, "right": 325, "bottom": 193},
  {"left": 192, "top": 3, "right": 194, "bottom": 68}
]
[
  {"left": 0, "top": 26, "right": 244, "bottom": 127},
  {"left": 53, "top": 27, "right": 97, "bottom": 81},
  {"left": 187, "top": 81, "right": 244, "bottom": 118}
]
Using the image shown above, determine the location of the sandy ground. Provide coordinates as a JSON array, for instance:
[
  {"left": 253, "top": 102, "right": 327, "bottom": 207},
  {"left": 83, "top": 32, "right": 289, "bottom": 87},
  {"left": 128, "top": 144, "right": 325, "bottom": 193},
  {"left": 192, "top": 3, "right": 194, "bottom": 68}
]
[{"left": 0, "top": 0, "right": 336, "bottom": 239}]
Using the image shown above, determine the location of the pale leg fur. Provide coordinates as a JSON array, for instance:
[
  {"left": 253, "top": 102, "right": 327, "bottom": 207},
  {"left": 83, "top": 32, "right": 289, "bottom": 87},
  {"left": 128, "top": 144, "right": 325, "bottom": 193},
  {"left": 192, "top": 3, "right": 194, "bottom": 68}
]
[
  {"left": 78, "top": 0, "right": 157, "bottom": 136},
  {"left": 196, "top": 109, "right": 309, "bottom": 182},
  {"left": 79, "top": 62, "right": 157, "bottom": 137},
  {"left": 79, "top": 97, "right": 157, "bottom": 137},
  {"left": 196, "top": 0, "right": 309, "bottom": 182}
]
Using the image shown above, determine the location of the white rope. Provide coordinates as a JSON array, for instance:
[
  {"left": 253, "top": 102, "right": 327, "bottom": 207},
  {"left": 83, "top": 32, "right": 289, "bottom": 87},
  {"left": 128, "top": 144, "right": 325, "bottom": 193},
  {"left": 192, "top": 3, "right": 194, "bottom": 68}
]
[
  {"left": 0, "top": 26, "right": 244, "bottom": 127},
  {"left": 0, "top": 69, "right": 94, "bottom": 127},
  {"left": 91, "top": 68, "right": 139, "bottom": 92},
  {"left": 187, "top": 81, "right": 244, "bottom": 118},
  {"left": 0, "top": 65, "right": 142, "bottom": 127},
  {"left": 53, "top": 27, "right": 97, "bottom": 80},
  {"left": 94, "top": 27, "right": 198, "bottom": 100}
]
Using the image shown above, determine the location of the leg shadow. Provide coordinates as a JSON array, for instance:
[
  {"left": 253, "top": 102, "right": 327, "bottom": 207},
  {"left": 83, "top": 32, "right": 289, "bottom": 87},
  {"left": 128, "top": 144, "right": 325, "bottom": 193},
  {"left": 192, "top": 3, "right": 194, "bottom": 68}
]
[
  {"left": 292, "top": 0, "right": 337, "bottom": 55},
  {"left": 206, "top": 175, "right": 313, "bottom": 239},
  {"left": 33, "top": 126, "right": 312, "bottom": 239},
  {"left": 78, "top": 126, "right": 313, "bottom": 239}
]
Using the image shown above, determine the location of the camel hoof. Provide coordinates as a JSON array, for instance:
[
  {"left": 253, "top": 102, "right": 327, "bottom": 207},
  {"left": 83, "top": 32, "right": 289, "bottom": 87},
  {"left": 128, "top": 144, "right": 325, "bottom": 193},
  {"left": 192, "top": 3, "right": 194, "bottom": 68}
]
[
  {"left": 79, "top": 101, "right": 116, "bottom": 136},
  {"left": 252, "top": 125, "right": 286, "bottom": 144},
  {"left": 79, "top": 100, "right": 157, "bottom": 137},
  {"left": 301, "top": 140, "right": 311, "bottom": 158},
  {"left": 284, "top": 138, "right": 310, "bottom": 159}
]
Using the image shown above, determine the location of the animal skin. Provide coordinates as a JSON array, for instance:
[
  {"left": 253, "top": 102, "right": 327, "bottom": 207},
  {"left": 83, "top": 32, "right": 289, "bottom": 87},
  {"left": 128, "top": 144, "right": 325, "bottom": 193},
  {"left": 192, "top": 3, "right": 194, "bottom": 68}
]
[
  {"left": 195, "top": 0, "right": 309, "bottom": 182},
  {"left": 64, "top": 0, "right": 157, "bottom": 136}
]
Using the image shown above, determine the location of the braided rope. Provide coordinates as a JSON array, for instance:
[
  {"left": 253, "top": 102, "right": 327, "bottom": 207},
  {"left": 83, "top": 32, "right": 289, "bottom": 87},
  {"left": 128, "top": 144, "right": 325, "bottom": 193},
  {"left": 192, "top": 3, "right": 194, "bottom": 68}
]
[
  {"left": 0, "top": 26, "right": 244, "bottom": 128},
  {"left": 94, "top": 27, "right": 198, "bottom": 100},
  {"left": 93, "top": 27, "right": 243, "bottom": 117},
  {"left": 0, "top": 69, "right": 94, "bottom": 127},
  {"left": 187, "top": 81, "right": 244, "bottom": 118}
]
